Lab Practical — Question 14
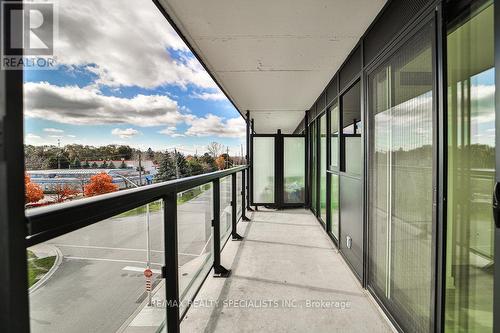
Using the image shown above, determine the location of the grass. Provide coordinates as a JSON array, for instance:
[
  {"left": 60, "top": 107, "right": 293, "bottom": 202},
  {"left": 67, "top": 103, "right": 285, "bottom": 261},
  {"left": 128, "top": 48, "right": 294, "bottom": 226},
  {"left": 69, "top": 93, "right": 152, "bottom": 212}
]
[
  {"left": 117, "top": 183, "right": 212, "bottom": 217},
  {"left": 27, "top": 250, "right": 56, "bottom": 288}
]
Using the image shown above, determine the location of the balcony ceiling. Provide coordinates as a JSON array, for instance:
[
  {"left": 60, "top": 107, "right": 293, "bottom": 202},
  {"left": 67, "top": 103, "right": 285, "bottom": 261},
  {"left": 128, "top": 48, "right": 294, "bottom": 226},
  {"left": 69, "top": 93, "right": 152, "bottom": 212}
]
[{"left": 157, "top": 0, "right": 387, "bottom": 133}]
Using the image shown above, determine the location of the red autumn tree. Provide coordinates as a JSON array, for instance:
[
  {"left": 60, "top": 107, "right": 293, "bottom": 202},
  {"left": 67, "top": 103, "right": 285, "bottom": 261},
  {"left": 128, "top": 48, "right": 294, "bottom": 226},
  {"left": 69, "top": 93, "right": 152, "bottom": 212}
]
[
  {"left": 52, "top": 184, "right": 79, "bottom": 203},
  {"left": 84, "top": 173, "right": 119, "bottom": 197},
  {"left": 25, "top": 173, "right": 44, "bottom": 204},
  {"left": 215, "top": 155, "right": 226, "bottom": 170}
]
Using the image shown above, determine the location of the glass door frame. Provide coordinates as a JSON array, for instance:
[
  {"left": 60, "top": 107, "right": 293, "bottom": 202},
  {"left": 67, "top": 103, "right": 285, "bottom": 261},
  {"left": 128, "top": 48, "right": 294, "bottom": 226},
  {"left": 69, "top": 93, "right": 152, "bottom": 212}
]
[
  {"left": 364, "top": 11, "right": 439, "bottom": 333},
  {"left": 250, "top": 133, "right": 306, "bottom": 208},
  {"left": 494, "top": 0, "right": 500, "bottom": 331}
]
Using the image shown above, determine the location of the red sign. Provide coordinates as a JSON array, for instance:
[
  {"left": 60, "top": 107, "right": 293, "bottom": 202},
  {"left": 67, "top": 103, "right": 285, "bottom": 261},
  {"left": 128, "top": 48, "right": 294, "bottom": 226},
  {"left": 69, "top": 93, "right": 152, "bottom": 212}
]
[{"left": 144, "top": 268, "right": 153, "bottom": 278}]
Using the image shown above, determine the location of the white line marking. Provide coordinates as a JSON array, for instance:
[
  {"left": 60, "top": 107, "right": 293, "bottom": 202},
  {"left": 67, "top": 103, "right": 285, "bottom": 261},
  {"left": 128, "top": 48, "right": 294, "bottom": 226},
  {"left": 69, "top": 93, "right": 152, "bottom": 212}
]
[
  {"left": 53, "top": 244, "right": 200, "bottom": 257},
  {"left": 122, "top": 266, "right": 161, "bottom": 274},
  {"left": 64, "top": 256, "right": 163, "bottom": 266}
]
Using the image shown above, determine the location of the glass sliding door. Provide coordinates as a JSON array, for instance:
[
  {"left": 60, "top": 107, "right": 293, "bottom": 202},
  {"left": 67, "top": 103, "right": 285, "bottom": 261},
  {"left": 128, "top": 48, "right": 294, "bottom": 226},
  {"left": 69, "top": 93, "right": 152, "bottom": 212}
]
[
  {"left": 368, "top": 22, "right": 434, "bottom": 332},
  {"left": 329, "top": 102, "right": 340, "bottom": 239},
  {"left": 252, "top": 136, "right": 275, "bottom": 204},
  {"left": 320, "top": 114, "right": 327, "bottom": 223},
  {"left": 283, "top": 137, "right": 305, "bottom": 204},
  {"left": 445, "top": 2, "right": 495, "bottom": 331}
]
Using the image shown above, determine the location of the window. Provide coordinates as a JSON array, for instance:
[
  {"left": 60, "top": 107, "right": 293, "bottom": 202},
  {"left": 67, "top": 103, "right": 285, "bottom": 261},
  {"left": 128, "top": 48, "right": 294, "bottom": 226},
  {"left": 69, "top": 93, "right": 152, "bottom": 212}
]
[
  {"left": 368, "top": 22, "right": 434, "bottom": 332},
  {"left": 341, "top": 81, "right": 362, "bottom": 176}
]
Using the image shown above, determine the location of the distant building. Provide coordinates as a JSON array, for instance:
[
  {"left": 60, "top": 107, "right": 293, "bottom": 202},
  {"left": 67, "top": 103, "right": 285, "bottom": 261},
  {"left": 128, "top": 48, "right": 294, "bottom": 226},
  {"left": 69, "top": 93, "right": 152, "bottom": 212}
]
[{"left": 27, "top": 169, "right": 146, "bottom": 191}]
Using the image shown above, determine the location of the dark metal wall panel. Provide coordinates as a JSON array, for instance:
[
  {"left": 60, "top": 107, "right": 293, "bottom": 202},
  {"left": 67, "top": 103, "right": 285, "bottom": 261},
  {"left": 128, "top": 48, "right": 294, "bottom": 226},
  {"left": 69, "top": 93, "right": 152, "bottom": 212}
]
[
  {"left": 317, "top": 91, "right": 326, "bottom": 113},
  {"left": 326, "top": 74, "right": 338, "bottom": 105},
  {"left": 364, "top": 0, "right": 432, "bottom": 66},
  {"left": 339, "top": 175, "right": 363, "bottom": 280},
  {"left": 339, "top": 45, "right": 362, "bottom": 91}
]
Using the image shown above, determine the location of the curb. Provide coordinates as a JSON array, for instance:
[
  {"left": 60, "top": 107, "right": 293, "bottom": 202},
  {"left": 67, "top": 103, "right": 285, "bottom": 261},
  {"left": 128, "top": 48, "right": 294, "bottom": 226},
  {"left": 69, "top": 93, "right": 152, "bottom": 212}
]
[{"left": 29, "top": 244, "right": 63, "bottom": 295}]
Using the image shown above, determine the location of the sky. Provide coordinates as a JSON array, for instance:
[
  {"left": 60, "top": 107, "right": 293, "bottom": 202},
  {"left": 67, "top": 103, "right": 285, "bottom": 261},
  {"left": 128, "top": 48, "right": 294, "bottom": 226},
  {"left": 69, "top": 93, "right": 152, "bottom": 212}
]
[{"left": 23, "top": 0, "right": 246, "bottom": 156}]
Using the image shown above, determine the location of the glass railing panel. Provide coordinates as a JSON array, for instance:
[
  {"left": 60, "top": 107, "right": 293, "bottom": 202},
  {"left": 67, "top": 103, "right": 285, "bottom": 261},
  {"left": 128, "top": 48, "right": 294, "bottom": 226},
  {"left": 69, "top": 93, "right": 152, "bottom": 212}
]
[
  {"left": 236, "top": 172, "right": 242, "bottom": 219},
  {"left": 28, "top": 199, "right": 165, "bottom": 333},
  {"left": 220, "top": 176, "right": 232, "bottom": 241},
  {"left": 177, "top": 183, "right": 213, "bottom": 317}
]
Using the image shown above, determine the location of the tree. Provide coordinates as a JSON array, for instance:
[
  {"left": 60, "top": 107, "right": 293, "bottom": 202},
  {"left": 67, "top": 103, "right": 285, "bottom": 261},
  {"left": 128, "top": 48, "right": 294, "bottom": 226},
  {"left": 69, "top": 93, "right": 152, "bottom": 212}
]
[
  {"left": 146, "top": 147, "right": 154, "bottom": 159},
  {"left": 83, "top": 160, "right": 90, "bottom": 169},
  {"left": 25, "top": 173, "right": 44, "bottom": 204},
  {"left": 186, "top": 156, "right": 203, "bottom": 176},
  {"left": 200, "top": 153, "right": 216, "bottom": 172},
  {"left": 119, "top": 160, "right": 127, "bottom": 169},
  {"left": 91, "top": 162, "right": 98, "bottom": 168},
  {"left": 108, "top": 161, "right": 116, "bottom": 169},
  {"left": 84, "top": 173, "right": 119, "bottom": 197},
  {"left": 215, "top": 155, "right": 226, "bottom": 170},
  {"left": 52, "top": 184, "right": 79, "bottom": 203},
  {"left": 174, "top": 151, "right": 189, "bottom": 177},
  {"left": 155, "top": 151, "right": 176, "bottom": 182},
  {"left": 72, "top": 157, "right": 81, "bottom": 168},
  {"left": 207, "top": 142, "right": 224, "bottom": 159},
  {"left": 100, "top": 161, "right": 108, "bottom": 168}
]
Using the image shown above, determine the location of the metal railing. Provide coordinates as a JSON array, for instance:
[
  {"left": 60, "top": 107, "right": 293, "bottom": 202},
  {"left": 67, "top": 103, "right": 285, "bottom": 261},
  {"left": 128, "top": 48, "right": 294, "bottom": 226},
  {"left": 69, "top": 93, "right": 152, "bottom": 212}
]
[{"left": 25, "top": 165, "right": 250, "bottom": 333}]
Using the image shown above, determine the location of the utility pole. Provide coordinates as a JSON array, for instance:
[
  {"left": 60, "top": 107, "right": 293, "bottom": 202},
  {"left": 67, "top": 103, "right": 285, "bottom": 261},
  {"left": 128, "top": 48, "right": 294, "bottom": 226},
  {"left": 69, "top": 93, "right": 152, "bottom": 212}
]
[
  {"left": 138, "top": 151, "right": 143, "bottom": 186},
  {"left": 57, "top": 139, "right": 61, "bottom": 169},
  {"left": 174, "top": 148, "right": 180, "bottom": 178},
  {"left": 226, "top": 146, "right": 229, "bottom": 169}
]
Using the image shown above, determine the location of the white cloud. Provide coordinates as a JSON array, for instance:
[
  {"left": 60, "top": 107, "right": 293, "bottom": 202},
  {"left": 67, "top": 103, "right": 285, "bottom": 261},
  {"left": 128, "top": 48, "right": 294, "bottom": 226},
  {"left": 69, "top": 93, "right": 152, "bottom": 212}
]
[
  {"left": 24, "top": 81, "right": 187, "bottom": 127},
  {"left": 111, "top": 128, "right": 141, "bottom": 139},
  {"left": 185, "top": 114, "right": 245, "bottom": 138},
  {"left": 158, "top": 126, "right": 185, "bottom": 137},
  {"left": 67, "top": 134, "right": 77, "bottom": 138},
  {"left": 52, "top": 0, "right": 216, "bottom": 89},
  {"left": 191, "top": 90, "right": 226, "bottom": 101},
  {"left": 43, "top": 128, "right": 64, "bottom": 133},
  {"left": 25, "top": 133, "right": 41, "bottom": 143}
]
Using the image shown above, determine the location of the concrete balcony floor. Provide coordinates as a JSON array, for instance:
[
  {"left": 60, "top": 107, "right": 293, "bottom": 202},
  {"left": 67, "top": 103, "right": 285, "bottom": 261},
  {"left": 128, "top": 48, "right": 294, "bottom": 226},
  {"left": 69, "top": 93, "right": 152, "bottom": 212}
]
[{"left": 182, "top": 208, "right": 395, "bottom": 333}]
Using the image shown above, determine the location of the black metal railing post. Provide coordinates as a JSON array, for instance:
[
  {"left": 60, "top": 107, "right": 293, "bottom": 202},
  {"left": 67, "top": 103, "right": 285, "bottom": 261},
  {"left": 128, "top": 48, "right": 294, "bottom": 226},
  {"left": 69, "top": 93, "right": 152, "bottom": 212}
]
[
  {"left": 241, "top": 170, "right": 251, "bottom": 221},
  {"left": 162, "top": 192, "right": 180, "bottom": 333},
  {"left": 231, "top": 173, "right": 243, "bottom": 240},
  {"left": 212, "top": 179, "right": 231, "bottom": 277}
]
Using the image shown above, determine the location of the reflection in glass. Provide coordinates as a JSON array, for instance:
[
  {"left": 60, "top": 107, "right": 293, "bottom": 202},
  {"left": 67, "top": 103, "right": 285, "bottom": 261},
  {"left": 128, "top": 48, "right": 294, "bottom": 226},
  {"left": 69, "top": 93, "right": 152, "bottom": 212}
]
[
  {"left": 283, "top": 137, "right": 305, "bottom": 203},
  {"left": 220, "top": 176, "right": 232, "bottom": 241},
  {"left": 330, "top": 103, "right": 339, "bottom": 169},
  {"left": 253, "top": 137, "right": 275, "bottom": 203},
  {"left": 330, "top": 174, "right": 339, "bottom": 239},
  {"left": 342, "top": 81, "right": 362, "bottom": 176},
  {"left": 320, "top": 114, "right": 327, "bottom": 223},
  {"left": 368, "top": 23, "right": 433, "bottom": 332},
  {"left": 311, "top": 122, "right": 317, "bottom": 213},
  {"left": 445, "top": 2, "right": 494, "bottom": 332},
  {"left": 236, "top": 172, "right": 242, "bottom": 218}
]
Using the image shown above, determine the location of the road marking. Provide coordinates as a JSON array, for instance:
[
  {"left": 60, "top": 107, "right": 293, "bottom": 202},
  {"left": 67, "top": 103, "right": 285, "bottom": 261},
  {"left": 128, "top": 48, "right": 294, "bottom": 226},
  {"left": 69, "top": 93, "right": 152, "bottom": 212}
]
[
  {"left": 64, "top": 256, "right": 163, "bottom": 266},
  {"left": 52, "top": 244, "right": 200, "bottom": 257},
  {"left": 122, "top": 266, "right": 161, "bottom": 274}
]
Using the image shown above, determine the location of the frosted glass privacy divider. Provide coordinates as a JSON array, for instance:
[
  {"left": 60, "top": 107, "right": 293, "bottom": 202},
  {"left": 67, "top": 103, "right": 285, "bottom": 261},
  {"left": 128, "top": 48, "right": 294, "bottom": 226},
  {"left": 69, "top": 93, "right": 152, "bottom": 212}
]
[
  {"left": 283, "top": 137, "right": 305, "bottom": 203},
  {"left": 252, "top": 137, "right": 275, "bottom": 203},
  {"left": 345, "top": 137, "right": 362, "bottom": 177}
]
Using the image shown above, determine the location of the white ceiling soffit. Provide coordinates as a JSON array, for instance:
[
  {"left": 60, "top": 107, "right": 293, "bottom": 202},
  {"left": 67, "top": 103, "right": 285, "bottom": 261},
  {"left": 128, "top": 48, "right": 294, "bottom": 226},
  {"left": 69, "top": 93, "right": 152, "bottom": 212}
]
[{"left": 157, "top": 0, "right": 387, "bottom": 133}]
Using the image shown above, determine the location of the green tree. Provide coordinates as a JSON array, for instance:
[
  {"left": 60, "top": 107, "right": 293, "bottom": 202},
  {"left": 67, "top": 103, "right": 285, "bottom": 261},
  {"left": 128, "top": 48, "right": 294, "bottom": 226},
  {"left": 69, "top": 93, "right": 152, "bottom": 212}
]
[
  {"left": 108, "top": 161, "right": 116, "bottom": 169},
  {"left": 155, "top": 151, "right": 176, "bottom": 182},
  {"left": 119, "top": 160, "right": 127, "bottom": 169},
  {"left": 83, "top": 160, "right": 90, "bottom": 168},
  {"left": 91, "top": 162, "right": 98, "bottom": 168},
  {"left": 100, "top": 161, "right": 108, "bottom": 168},
  {"left": 72, "top": 157, "right": 81, "bottom": 168},
  {"left": 187, "top": 156, "right": 203, "bottom": 176}
]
